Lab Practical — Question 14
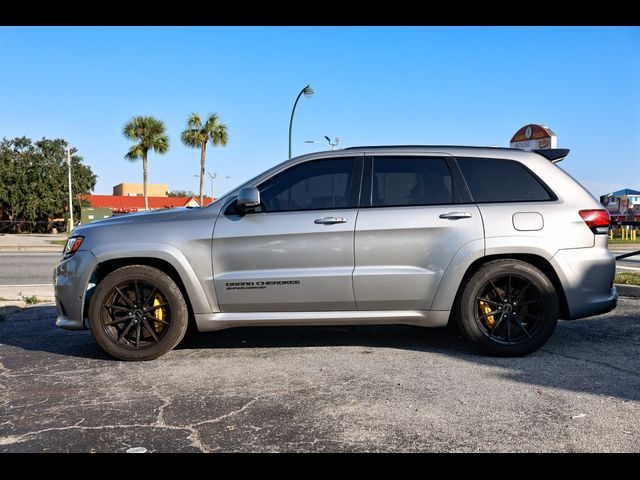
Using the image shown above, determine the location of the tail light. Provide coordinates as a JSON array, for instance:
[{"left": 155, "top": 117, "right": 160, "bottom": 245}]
[{"left": 579, "top": 209, "right": 610, "bottom": 234}]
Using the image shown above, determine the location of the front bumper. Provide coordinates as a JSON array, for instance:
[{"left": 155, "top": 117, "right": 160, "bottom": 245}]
[
  {"left": 53, "top": 249, "right": 98, "bottom": 330},
  {"left": 550, "top": 246, "right": 618, "bottom": 320}
]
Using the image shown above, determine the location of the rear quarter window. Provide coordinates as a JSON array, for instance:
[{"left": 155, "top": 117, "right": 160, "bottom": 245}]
[{"left": 457, "top": 157, "right": 555, "bottom": 203}]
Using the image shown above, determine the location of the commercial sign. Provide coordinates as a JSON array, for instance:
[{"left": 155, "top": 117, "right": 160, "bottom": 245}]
[{"left": 510, "top": 124, "right": 557, "bottom": 150}]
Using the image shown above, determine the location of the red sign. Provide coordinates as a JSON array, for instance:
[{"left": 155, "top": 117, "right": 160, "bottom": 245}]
[{"left": 510, "top": 124, "right": 557, "bottom": 150}]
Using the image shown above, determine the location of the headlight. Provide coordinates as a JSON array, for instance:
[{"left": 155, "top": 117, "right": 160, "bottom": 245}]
[{"left": 63, "top": 236, "right": 84, "bottom": 258}]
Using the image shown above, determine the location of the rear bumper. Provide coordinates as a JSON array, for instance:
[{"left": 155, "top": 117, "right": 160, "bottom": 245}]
[
  {"left": 53, "top": 250, "right": 97, "bottom": 330},
  {"left": 551, "top": 246, "right": 617, "bottom": 320}
]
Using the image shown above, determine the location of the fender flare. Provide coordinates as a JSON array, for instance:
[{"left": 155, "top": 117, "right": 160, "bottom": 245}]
[{"left": 89, "top": 242, "right": 214, "bottom": 314}]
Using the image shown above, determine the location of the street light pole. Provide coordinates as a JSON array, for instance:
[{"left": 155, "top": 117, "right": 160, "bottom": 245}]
[
  {"left": 288, "top": 84, "right": 314, "bottom": 159},
  {"left": 207, "top": 171, "right": 217, "bottom": 199},
  {"left": 305, "top": 136, "right": 341, "bottom": 150},
  {"left": 67, "top": 144, "right": 74, "bottom": 233}
]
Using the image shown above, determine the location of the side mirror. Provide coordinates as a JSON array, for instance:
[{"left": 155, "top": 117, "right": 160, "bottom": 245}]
[{"left": 237, "top": 187, "right": 261, "bottom": 213}]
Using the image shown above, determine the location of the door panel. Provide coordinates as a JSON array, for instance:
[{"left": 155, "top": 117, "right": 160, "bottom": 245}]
[
  {"left": 354, "top": 205, "right": 483, "bottom": 310},
  {"left": 212, "top": 156, "right": 361, "bottom": 312},
  {"left": 213, "top": 209, "right": 357, "bottom": 311},
  {"left": 353, "top": 155, "right": 484, "bottom": 310}
]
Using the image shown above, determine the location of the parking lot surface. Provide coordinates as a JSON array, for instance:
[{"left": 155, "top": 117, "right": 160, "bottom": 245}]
[{"left": 1, "top": 298, "right": 639, "bottom": 452}]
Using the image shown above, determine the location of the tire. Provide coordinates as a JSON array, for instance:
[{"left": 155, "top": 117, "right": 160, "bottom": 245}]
[
  {"left": 89, "top": 265, "right": 189, "bottom": 361},
  {"left": 455, "top": 259, "right": 559, "bottom": 357}
]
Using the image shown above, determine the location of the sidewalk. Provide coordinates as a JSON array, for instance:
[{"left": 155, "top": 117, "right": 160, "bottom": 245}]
[
  {"left": 609, "top": 243, "right": 640, "bottom": 251},
  {"left": 0, "top": 284, "right": 55, "bottom": 302},
  {"left": 0, "top": 233, "right": 65, "bottom": 253}
]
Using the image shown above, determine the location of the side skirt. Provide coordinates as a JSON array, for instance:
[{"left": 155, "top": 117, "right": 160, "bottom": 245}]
[{"left": 194, "top": 310, "right": 450, "bottom": 332}]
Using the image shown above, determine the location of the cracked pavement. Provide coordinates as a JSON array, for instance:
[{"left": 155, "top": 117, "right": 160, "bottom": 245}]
[{"left": 0, "top": 297, "right": 639, "bottom": 452}]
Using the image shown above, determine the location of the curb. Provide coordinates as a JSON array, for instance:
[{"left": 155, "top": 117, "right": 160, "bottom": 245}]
[{"left": 615, "top": 283, "right": 640, "bottom": 298}]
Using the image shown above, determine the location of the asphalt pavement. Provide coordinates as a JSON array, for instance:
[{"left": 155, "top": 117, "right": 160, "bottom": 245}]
[
  {"left": 613, "top": 251, "right": 640, "bottom": 272},
  {"left": 0, "top": 297, "right": 638, "bottom": 452},
  {"left": 0, "top": 253, "right": 60, "bottom": 286}
]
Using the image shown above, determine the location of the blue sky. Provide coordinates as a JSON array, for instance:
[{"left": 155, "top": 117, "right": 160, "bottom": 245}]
[{"left": 1, "top": 26, "right": 638, "bottom": 198}]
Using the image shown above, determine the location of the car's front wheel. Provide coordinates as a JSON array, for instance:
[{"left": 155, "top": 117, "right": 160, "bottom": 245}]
[
  {"left": 456, "top": 259, "right": 559, "bottom": 357},
  {"left": 89, "top": 265, "right": 189, "bottom": 361}
]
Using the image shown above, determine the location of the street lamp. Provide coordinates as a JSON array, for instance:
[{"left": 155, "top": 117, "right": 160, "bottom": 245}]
[
  {"left": 195, "top": 172, "right": 230, "bottom": 201},
  {"left": 207, "top": 171, "right": 231, "bottom": 200},
  {"left": 288, "top": 84, "right": 314, "bottom": 159},
  {"left": 305, "top": 136, "right": 341, "bottom": 150}
]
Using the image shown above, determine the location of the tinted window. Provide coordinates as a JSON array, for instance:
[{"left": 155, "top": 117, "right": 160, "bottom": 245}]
[
  {"left": 372, "top": 157, "right": 454, "bottom": 207},
  {"left": 457, "top": 157, "right": 553, "bottom": 203},
  {"left": 258, "top": 158, "right": 357, "bottom": 212}
]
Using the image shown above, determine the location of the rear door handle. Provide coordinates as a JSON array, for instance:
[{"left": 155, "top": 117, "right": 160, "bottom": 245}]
[
  {"left": 314, "top": 216, "right": 347, "bottom": 225},
  {"left": 439, "top": 212, "right": 472, "bottom": 220}
]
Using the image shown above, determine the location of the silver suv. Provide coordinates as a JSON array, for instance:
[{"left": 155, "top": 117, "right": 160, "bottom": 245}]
[{"left": 54, "top": 146, "right": 617, "bottom": 360}]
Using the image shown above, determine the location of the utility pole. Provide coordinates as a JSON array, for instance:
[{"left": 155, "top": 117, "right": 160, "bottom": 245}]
[
  {"left": 206, "top": 171, "right": 230, "bottom": 201},
  {"left": 67, "top": 144, "right": 74, "bottom": 233},
  {"left": 208, "top": 171, "right": 216, "bottom": 200}
]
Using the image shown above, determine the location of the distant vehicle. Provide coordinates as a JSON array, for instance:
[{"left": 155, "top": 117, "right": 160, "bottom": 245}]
[
  {"left": 48, "top": 218, "right": 66, "bottom": 233},
  {"left": 54, "top": 146, "right": 617, "bottom": 360}
]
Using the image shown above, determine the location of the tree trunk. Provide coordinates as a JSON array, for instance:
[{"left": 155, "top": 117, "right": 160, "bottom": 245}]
[
  {"left": 143, "top": 152, "right": 148, "bottom": 211},
  {"left": 200, "top": 143, "right": 206, "bottom": 206}
]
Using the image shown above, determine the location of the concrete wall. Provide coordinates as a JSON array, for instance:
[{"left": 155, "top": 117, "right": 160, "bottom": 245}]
[{"left": 113, "top": 183, "right": 169, "bottom": 197}]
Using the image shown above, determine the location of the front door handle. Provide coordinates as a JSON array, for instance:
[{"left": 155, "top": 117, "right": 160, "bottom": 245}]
[
  {"left": 439, "top": 212, "right": 472, "bottom": 220},
  {"left": 314, "top": 216, "right": 347, "bottom": 225}
]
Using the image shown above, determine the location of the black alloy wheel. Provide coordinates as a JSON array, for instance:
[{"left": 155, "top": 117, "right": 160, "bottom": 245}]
[
  {"left": 89, "top": 265, "right": 189, "bottom": 361},
  {"left": 473, "top": 273, "right": 545, "bottom": 346},
  {"left": 100, "top": 279, "right": 171, "bottom": 350},
  {"left": 456, "top": 259, "right": 559, "bottom": 357}
]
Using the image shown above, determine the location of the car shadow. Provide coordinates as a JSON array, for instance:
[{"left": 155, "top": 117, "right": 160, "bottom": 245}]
[{"left": 1, "top": 303, "right": 639, "bottom": 401}]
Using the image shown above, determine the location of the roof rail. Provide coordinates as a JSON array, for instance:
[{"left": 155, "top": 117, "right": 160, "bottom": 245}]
[
  {"left": 341, "top": 145, "right": 517, "bottom": 151},
  {"left": 533, "top": 149, "right": 570, "bottom": 163}
]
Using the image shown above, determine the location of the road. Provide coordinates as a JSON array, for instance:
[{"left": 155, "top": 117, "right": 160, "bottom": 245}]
[
  {"left": 0, "top": 253, "right": 60, "bottom": 285},
  {"left": 0, "top": 297, "right": 638, "bottom": 452},
  {"left": 613, "top": 250, "right": 640, "bottom": 272}
]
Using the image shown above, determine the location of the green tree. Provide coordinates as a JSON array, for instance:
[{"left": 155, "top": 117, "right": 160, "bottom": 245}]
[
  {"left": 181, "top": 113, "right": 228, "bottom": 205},
  {"left": 0, "top": 137, "right": 97, "bottom": 231},
  {"left": 122, "top": 116, "right": 170, "bottom": 210}
]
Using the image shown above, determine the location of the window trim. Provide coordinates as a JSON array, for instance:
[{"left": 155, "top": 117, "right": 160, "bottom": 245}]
[
  {"left": 359, "top": 155, "right": 469, "bottom": 209},
  {"left": 453, "top": 156, "right": 558, "bottom": 204},
  {"left": 248, "top": 156, "right": 363, "bottom": 214}
]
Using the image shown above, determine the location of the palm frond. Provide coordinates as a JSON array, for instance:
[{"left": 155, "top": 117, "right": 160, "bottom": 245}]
[
  {"left": 204, "top": 113, "right": 229, "bottom": 147},
  {"left": 124, "top": 144, "right": 144, "bottom": 162},
  {"left": 205, "top": 113, "right": 220, "bottom": 127},
  {"left": 211, "top": 122, "right": 229, "bottom": 147},
  {"left": 181, "top": 128, "right": 205, "bottom": 148},
  {"left": 153, "top": 135, "right": 170, "bottom": 155},
  {"left": 186, "top": 112, "right": 202, "bottom": 130}
]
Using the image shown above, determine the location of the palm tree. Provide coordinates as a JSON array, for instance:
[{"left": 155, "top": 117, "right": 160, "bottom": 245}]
[
  {"left": 181, "top": 113, "right": 228, "bottom": 205},
  {"left": 122, "top": 116, "right": 170, "bottom": 210}
]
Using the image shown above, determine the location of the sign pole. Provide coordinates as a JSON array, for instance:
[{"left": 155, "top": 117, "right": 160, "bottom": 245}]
[{"left": 67, "top": 145, "right": 74, "bottom": 233}]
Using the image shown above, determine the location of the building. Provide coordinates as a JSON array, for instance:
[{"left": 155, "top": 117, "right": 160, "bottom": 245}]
[
  {"left": 80, "top": 183, "right": 214, "bottom": 225},
  {"left": 112, "top": 183, "right": 169, "bottom": 197},
  {"left": 600, "top": 188, "right": 640, "bottom": 224}
]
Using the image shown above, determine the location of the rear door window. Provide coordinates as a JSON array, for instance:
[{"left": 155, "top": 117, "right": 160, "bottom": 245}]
[{"left": 371, "top": 157, "right": 456, "bottom": 207}]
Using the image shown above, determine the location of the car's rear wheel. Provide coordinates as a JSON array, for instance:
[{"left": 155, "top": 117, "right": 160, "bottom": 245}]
[
  {"left": 89, "top": 265, "right": 189, "bottom": 361},
  {"left": 456, "top": 259, "right": 559, "bottom": 356}
]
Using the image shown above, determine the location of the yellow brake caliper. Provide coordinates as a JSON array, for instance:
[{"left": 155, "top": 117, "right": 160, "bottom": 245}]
[
  {"left": 153, "top": 296, "right": 165, "bottom": 333},
  {"left": 479, "top": 300, "right": 495, "bottom": 328}
]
